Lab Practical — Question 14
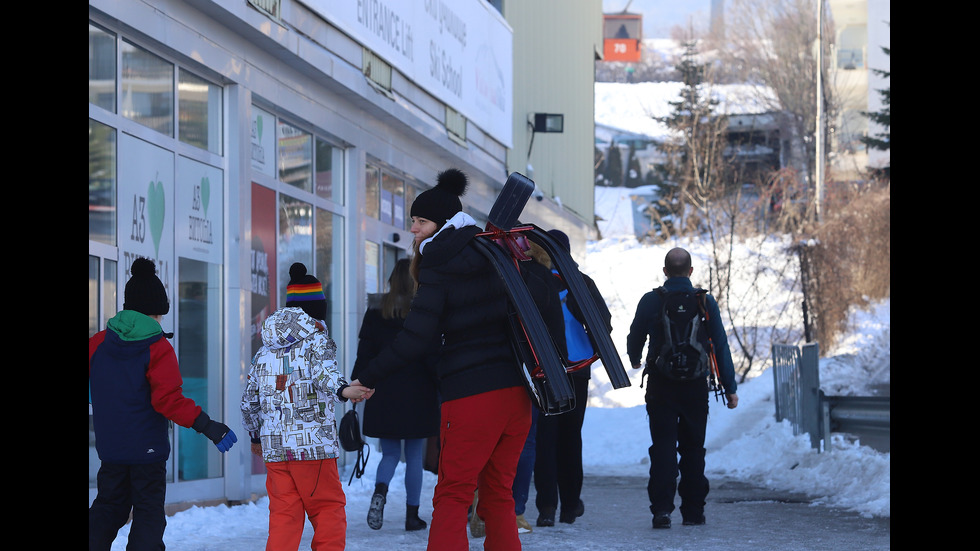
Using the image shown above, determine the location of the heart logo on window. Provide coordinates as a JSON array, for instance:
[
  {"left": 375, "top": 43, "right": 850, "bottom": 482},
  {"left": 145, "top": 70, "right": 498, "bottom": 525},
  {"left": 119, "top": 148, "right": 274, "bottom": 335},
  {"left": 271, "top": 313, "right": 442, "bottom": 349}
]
[{"left": 147, "top": 177, "right": 165, "bottom": 257}]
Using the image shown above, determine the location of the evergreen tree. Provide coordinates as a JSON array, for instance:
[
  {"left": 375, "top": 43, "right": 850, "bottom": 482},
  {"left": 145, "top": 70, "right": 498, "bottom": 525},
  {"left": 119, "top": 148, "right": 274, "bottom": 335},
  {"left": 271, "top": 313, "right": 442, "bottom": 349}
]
[
  {"left": 861, "top": 46, "right": 890, "bottom": 178},
  {"left": 654, "top": 36, "right": 727, "bottom": 238}
]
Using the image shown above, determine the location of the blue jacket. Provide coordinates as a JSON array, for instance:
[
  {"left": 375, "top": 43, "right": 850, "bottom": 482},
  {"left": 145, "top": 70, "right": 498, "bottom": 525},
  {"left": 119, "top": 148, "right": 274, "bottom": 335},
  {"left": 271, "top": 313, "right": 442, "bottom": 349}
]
[
  {"left": 89, "top": 310, "right": 203, "bottom": 464},
  {"left": 625, "top": 277, "right": 737, "bottom": 394}
]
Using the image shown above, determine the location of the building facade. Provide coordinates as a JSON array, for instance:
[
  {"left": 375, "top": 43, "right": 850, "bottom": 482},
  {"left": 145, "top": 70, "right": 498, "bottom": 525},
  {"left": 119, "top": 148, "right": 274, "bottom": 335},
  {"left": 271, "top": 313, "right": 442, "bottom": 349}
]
[{"left": 89, "top": 0, "right": 602, "bottom": 508}]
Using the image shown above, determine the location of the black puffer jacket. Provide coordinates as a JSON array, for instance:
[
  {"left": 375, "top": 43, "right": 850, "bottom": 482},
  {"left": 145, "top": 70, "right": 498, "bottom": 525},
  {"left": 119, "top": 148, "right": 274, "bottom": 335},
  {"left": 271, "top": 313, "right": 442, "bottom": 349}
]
[
  {"left": 350, "top": 295, "right": 440, "bottom": 439},
  {"left": 356, "top": 225, "right": 525, "bottom": 402}
]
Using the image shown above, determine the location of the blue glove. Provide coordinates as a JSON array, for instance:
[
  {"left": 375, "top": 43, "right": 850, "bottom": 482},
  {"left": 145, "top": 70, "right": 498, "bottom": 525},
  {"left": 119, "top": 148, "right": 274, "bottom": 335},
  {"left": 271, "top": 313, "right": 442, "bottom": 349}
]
[
  {"left": 215, "top": 429, "right": 238, "bottom": 453},
  {"left": 192, "top": 412, "right": 238, "bottom": 453}
]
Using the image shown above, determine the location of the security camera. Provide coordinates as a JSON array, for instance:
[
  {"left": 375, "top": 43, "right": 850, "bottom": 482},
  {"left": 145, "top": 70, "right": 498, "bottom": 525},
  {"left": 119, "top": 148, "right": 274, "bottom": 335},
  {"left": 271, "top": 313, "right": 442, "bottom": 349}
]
[{"left": 534, "top": 189, "right": 544, "bottom": 201}]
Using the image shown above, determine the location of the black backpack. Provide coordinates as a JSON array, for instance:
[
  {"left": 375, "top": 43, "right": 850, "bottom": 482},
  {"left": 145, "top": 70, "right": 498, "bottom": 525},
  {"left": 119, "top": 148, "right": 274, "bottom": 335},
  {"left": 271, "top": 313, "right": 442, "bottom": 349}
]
[
  {"left": 339, "top": 403, "right": 369, "bottom": 485},
  {"left": 652, "top": 287, "right": 711, "bottom": 382}
]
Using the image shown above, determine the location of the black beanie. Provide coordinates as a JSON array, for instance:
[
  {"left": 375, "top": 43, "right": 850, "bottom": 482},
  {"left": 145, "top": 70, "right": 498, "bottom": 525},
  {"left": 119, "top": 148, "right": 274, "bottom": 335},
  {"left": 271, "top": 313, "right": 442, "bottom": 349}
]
[
  {"left": 124, "top": 257, "right": 170, "bottom": 316},
  {"left": 547, "top": 229, "right": 571, "bottom": 252},
  {"left": 410, "top": 168, "right": 468, "bottom": 229},
  {"left": 285, "top": 262, "right": 327, "bottom": 322}
]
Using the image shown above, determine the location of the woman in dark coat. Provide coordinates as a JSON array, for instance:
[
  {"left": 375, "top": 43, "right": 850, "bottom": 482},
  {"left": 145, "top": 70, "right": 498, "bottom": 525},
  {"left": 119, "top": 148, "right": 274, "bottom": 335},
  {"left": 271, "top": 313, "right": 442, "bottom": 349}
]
[
  {"left": 351, "top": 168, "right": 532, "bottom": 551},
  {"left": 351, "top": 258, "right": 440, "bottom": 532}
]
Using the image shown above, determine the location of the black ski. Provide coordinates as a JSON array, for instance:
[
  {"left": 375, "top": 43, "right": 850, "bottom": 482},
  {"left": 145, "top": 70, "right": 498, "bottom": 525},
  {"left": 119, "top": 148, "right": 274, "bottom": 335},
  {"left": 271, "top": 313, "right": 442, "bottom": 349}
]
[
  {"left": 523, "top": 225, "right": 631, "bottom": 389},
  {"left": 474, "top": 172, "right": 576, "bottom": 414},
  {"left": 471, "top": 236, "right": 576, "bottom": 415},
  {"left": 472, "top": 171, "right": 629, "bottom": 414}
]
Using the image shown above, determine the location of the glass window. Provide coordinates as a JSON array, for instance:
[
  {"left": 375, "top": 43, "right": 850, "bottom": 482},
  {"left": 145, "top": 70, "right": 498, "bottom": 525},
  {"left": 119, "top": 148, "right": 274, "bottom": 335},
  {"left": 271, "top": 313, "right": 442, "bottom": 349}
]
[
  {"left": 89, "top": 255, "right": 116, "bottom": 489},
  {"left": 278, "top": 194, "right": 314, "bottom": 304},
  {"left": 179, "top": 69, "right": 223, "bottom": 155},
  {"left": 89, "top": 119, "right": 117, "bottom": 246},
  {"left": 89, "top": 23, "right": 116, "bottom": 111},
  {"left": 316, "top": 207, "right": 344, "bottom": 346},
  {"left": 104, "top": 259, "right": 117, "bottom": 329},
  {"left": 365, "top": 164, "right": 380, "bottom": 219},
  {"left": 365, "top": 240, "right": 380, "bottom": 294},
  {"left": 177, "top": 258, "right": 224, "bottom": 481},
  {"left": 278, "top": 121, "right": 312, "bottom": 193},
  {"left": 251, "top": 105, "right": 276, "bottom": 176},
  {"left": 315, "top": 137, "right": 344, "bottom": 204},
  {"left": 382, "top": 172, "right": 404, "bottom": 227},
  {"left": 89, "top": 256, "right": 100, "bottom": 338},
  {"left": 121, "top": 40, "right": 174, "bottom": 136},
  {"left": 404, "top": 181, "right": 418, "bottom": 231}
]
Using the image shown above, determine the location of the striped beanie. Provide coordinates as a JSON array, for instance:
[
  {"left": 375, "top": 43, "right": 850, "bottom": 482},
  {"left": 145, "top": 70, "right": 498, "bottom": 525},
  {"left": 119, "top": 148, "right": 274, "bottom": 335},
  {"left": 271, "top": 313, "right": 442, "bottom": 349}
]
[{"left": 286, "top": 262, "right": 327, "bottom": 321}]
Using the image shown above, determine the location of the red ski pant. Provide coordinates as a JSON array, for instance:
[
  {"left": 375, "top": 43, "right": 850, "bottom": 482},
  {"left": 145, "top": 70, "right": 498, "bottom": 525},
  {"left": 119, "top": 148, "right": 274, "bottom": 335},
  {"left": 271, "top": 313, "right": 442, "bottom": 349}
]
[
  {"left": 427, "top": 386, "right": 531, "bottom": 551},
  {"left": 265, "top": 458, "right": 346, "bottom": 551}
]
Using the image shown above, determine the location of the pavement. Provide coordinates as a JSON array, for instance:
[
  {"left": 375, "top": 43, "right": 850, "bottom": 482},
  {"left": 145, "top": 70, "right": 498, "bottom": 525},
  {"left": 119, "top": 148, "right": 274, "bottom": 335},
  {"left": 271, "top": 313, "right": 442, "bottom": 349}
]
[{"left": 315, "top": 474, "right": 890, "bottom": 550}]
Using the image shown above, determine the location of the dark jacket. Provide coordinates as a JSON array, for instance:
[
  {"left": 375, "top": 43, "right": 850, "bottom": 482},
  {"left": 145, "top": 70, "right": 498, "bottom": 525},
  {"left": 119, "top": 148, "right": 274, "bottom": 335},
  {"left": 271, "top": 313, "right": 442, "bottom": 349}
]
[
  {"left": 89, "top": 310, "right": 203, "bottom": 464},
  {"left": 521, "top": 258, "right": 568, "bottom": 366},
  {"left": 350, "top": 295, "right": 441, "bottom": 439},
  {"left": 356, "top": 225, "right": 525, "bottom": 402},
  {"left": 625, "top": 276, "right": 738, "bottom": 394}
]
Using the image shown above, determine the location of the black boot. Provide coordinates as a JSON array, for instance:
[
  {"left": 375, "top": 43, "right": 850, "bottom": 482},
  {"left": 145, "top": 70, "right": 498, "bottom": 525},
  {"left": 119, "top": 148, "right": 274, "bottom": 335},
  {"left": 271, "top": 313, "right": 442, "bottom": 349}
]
[
  {"left": 367, "top": 483, "right": 388, "bottom": 530},
  {"left": 405, "top": 504, "right": 427, "bottom": 531}
]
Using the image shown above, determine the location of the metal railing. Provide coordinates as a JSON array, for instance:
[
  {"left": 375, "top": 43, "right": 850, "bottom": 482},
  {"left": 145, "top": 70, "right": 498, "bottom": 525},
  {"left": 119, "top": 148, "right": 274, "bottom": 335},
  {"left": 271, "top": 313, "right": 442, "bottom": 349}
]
[{"left": 771, "top": 342, "right": 890, "bottom": 453}]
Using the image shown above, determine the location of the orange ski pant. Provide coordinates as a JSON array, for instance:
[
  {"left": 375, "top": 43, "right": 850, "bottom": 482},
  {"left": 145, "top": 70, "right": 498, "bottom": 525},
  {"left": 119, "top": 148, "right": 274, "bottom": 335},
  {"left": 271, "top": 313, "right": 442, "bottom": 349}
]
[{"left": 265, "top": 458, "right": 346, "bottom": 551}]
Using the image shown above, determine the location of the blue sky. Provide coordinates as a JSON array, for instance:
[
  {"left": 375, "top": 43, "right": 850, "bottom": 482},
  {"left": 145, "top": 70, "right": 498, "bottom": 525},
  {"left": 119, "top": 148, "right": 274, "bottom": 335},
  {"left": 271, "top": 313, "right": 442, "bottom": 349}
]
[{"left": 603, "top": 0, "right": 713, "bottom": 38}]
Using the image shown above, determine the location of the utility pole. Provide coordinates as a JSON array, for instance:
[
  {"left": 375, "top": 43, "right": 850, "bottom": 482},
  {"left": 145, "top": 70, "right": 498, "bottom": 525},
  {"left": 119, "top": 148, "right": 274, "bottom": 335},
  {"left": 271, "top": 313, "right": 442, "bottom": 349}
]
[{"left": 814, "top": 0, "right": 824, "bottom": 222}]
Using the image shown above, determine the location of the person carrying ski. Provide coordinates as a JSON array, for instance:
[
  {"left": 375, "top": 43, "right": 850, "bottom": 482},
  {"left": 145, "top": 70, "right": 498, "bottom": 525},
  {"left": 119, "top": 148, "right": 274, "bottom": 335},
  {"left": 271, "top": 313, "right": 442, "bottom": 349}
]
[
  {"left": 351, "top": 167, "right": 532, "bottom": 551},
  {"left": 625, "top": 247, "right": 738, "bottom": 529}
]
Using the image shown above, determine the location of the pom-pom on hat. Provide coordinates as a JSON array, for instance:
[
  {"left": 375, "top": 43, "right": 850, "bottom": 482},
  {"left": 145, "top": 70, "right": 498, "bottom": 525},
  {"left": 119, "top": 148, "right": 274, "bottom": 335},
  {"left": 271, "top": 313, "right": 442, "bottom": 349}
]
[
  {"left": 286, "top": 262, "right": 327, "bottom": 321},
  {"left": 124, "top": 257, "right": 170, "bottom": 316},
  {"left": 410, "top": 168, "right": 468, "bottom": 229}
]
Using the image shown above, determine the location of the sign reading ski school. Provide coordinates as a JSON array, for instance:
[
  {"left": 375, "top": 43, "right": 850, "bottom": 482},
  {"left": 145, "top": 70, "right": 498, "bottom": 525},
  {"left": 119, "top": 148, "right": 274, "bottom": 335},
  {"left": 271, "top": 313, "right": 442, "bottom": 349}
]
[{"left": 306, "top": 0, "right": 513, "bottom": 147}]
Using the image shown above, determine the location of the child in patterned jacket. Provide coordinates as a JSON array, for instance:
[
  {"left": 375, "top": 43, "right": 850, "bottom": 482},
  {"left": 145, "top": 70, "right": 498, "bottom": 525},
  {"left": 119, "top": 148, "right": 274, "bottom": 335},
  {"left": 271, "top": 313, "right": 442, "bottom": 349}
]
[{"left": 242, "top": 262, "right": 372, "bottom": 550}]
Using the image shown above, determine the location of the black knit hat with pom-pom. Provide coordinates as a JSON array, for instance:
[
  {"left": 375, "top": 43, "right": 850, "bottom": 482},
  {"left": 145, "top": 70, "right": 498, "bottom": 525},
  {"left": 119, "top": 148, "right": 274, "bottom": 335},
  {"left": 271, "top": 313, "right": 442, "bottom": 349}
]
[
  {"left": 285, "top": 262, "right": 327, "bottom": 321},
  {"left": 124, "top": 257, "right": 170, "bottom": 316},
  {"left": 410, "top": 168, "right": 468, "bottom": 229}
]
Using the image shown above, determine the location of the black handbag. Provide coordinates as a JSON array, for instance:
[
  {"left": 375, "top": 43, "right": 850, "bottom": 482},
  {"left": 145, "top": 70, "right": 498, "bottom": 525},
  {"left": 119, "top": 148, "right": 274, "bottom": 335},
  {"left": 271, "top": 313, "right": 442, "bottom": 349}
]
[{"left": 339, "top": 402, "right": 369, "bottom": 485}]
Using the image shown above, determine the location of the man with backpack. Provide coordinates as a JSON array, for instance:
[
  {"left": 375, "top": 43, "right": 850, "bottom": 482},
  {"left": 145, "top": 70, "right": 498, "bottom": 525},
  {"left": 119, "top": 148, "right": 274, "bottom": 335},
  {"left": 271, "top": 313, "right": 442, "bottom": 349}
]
[{"left": 626, "top": 247, "right": 738, "bottom": 530}]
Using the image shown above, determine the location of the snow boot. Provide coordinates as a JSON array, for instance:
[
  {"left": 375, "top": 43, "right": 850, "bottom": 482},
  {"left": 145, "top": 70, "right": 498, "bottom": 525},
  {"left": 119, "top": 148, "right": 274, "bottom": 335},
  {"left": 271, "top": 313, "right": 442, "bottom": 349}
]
[
  {"left": 367, "top": 482, "right": 387, "bottom": 530},
  {"left": 405, "top": 504, "right": 427, "bottom": 531},
  {"left": 559, "top": 499, "right": 585, "bottom": 524},
  {"left": 536, "top": 506, "right": 556, "bottom": 527}
]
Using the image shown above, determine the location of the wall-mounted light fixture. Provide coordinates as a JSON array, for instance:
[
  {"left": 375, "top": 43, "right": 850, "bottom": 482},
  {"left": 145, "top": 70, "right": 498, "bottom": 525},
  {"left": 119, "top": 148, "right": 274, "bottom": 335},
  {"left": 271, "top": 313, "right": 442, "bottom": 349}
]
[
  {"left": 532, "top": 113, "right": 564, "bottom": 133},
  {"left": 527, "top": 112, "right": 565, "bottom": 158}
]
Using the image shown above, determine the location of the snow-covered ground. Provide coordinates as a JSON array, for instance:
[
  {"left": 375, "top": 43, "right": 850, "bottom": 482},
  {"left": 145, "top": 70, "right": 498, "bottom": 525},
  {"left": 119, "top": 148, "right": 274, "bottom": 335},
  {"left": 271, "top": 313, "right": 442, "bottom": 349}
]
[{"left": 107, "top": 187, "right": 889, "bottom": 549}]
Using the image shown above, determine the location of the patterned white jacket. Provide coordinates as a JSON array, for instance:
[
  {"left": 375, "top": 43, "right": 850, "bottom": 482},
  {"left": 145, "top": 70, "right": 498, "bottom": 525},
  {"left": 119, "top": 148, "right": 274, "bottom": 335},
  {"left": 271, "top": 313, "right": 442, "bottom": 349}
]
[{"left": 241, "top": 307, "right": 346, "bottom": 463}]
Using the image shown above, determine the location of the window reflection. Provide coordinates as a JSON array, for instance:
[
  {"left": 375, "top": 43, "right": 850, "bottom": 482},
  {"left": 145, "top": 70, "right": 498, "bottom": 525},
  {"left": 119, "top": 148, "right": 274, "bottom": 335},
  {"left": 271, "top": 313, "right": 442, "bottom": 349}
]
[
  {"left": 89, "top": 119, "right": 116, "bottom": 246},
  {"left": 278, "top": 121, "right": 312, "bottom": 193},
  {"left": 179, "top": 69, "right": 223, "bottom": 155},
  {"left": 316, "top": 208, "right": 344, "bottom": 347},
  {"left": 278, "top": 194, "right": 314, "bottom": 304},
  {"left": 177, "top": 258, "right": 224, "bottom": 480},
  {"left": 315, "top": 137, "right": 343, "bottom": 204},
  {"left": 89, "top": 23, "right": 115, "bottom": 111},
  {"left": 365, "top": 164, "right": 380, "bottom": 219},
  {"left": 121, "top": 40, "right": 174, "bottom": 136}
]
